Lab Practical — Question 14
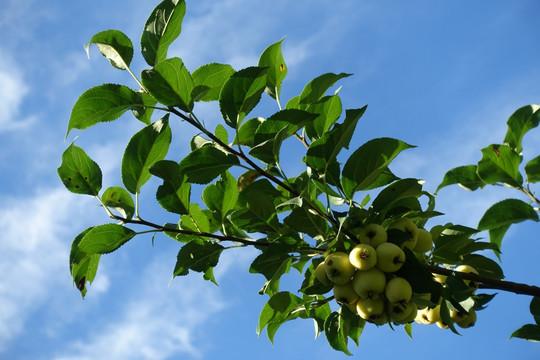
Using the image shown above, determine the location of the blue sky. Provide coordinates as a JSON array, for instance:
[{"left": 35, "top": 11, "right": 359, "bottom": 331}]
[{"left": 1, "top": 0, "right": 540, "bottom": 359}]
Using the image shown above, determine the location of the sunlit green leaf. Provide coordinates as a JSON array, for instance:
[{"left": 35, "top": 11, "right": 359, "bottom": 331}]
[
  {"left": 192, "top": 63, "right": 235, "bottom": 102},
  {"left": 122, "top": 116, "right": 172, "bottom": 194},
  {"left": 178, "top": 145, "right": 240, "bottom": 184},
  {"left": 257, "top": 291, "right": 304, "bottom": 339},
  {"left": 78, "top": 223, "right": 136, "bottom": 255},
  {"left": 58, "top": 144, "right": 102, "bottom": 196},
  {"left": 258, "top": 38, "right": 287, "bottom": 100},
  {"left": 437, "top": 165, "right": 485, "bottom": 192},
  {"left": 341, "top": 137, "right": 414, "bottom": 198},
  {"left": 67, "top": 84, "right": 143, "bottom": 136},
  {"left": 371, "top": 178, "right": 423, "bottom": 213},
  {"left": 70, "top": 227, "right": 101, "bottom": 298},
  {"left": 477, "top": 144, "right": 523, "bottom": 187},
  {"left": 219, "top": 66, "right": 268, "bottom": 128},
  {"left": 478, "top": 198, "right": 538, "bottom": 231},
  {"left": 131, "top": 91, "right": 157, "bottom": 125},
  {"left": 298, "top": 72, "right": 352, "bottom": 106},
  {"left": 141, "top": 0, "right": 186, "bottom": 66},
  {"left": 525, "top": 155, "right": 540, "bottom": 183},
  {"left": 254, "top": 109, "right": 317, "bottom": 145},
  {"left": 324, "top": 311, "right": 352, "bottom": 355},
  {"left": 101, "top": 186, "right": 135, "bottom": 219},
  {"left": 202, "top": 171, "right": 238, "bottom": 219},
  {"left": 141, "top": 57, "right": 194, "bottom": 111},
  {"left": 85, "top": 29, "right": 133, "bottom": 70},
  {"left": 305, "top": 95, "right": 342, "bottom": 140},
  {"left": 503, "top": 104, "right": 540, "bottom": 153},
  {"left": 510, "top": 324, "right": 540, "bottom": 341}
]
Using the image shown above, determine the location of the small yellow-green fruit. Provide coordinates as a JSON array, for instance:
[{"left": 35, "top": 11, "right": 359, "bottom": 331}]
[
  {"left": 352, "top": 267, "right": 386, "bottom": 299},
  {"left": 376, "top": 242, "right": 406, "bottom": 273},
  {"left": 314, "top": 262, "right": 330, "bottom": 286},
  {"left": 387, "top": 301, "right": 415, "bottom": 322},
  {"left": 356, "top": 297, "right": 385, "bottom": 321},
  {"left": 456, "top": 309, "right": 477, "bottom": 328},
  {"left": 455, "top": 264, "right": 479, "bottom": 291},
  {"left": 399, "top": 302, "right": 418, "bottom": 324},
  {"left": 433, "top": 273, "right": 447, "bottom": 284},
  {"left": 385, "top": 277, "right": 412, "bottom": 304},
  {"left": 415, "top": 305, "right": 441, "bottom": 325},
  {"left": 333, "top": 281, "right": 359, "bottom": 305},
  {"left": 436, "top": 320, "right": 449, "bottom": 329},
  {"left": 324, "top": 252, "right": 355, "bottom": 285},
  {"left": 359, "top": 224, "right": 387, "bottom": 248},
  {"left": 349, "top": 244, "right": 377, "bottom": 270},
  {"left": 389, "top": 217, "right": 418, "bottom": 250},
  {"left": 413, "top": 228, "right": 433, "bottom": 253},
  {"left": 369, "top": 312, "right": 388, "bottom": 326}
]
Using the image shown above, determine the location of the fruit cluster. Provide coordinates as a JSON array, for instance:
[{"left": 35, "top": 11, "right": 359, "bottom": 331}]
[{"left": 314, "top": 218, "right": 477, "bottom": 329}]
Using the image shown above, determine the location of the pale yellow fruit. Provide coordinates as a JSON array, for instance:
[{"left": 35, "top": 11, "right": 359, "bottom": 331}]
[
  {"left": 351, "top": 267, "right": 386, "bottom": 299},
  {"left": 333, "top": 281, "right": 359, "bottom": 305},
  {"left": 356, "top": 297, "right": 385, "bottom": 321},
  {"left": 415, "top": 305, "right": 441, "bottom": 325},
  {"left": 359, "top": 224, "right": 387, "bottom": 248},
  {"left": 413, "top": 228, "right": 433, "bottom": 253},
  {"left": 456, "top": 309, "right": 477, "bottom": 328},
  {"left": 314, "top": 262, "right": 330, "bottom": 286},
  {"left": 387, "top": 301, "right": 415, "bottom": 322},
  {"left": 349, "top": 244, "right": 377, "bottom": 270},
  {"left": 389, "top": 217, "right": 418, "bottom": 250},
  {"left": 385, "top": 277, "right": 412, "bottom": 304},
  {"left": 455, "top": 264, "right": 479, "bottom": 291},
  {"left": 324, "top": 252, "right": 355, "bottom": 285},
  {"left": 376, "top": 242, "right": 405, "bottom": 273}
]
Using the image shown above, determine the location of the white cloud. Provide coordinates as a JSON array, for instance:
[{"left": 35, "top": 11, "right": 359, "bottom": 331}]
[
  {"left": 0, "top": 187, "right": 97, "bottom": 352},
  {"left": 54, "top": 254, "right": 227, "bottom": 360}
]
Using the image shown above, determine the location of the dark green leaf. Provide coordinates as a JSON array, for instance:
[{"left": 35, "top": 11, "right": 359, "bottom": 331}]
[
  {"left": 231, "top": 188, "right": 280, "bottom": 233},
  {"left": 202, "top": 171, "right": 238, "bottom": 219},
  {"left": 67, "top": 84, "right": 143, "bottom": 136},
  {"left": 58, "top": 144, "right": 102, "bottom": 196},
  {"left": 178, "top": 145, "right": 240, "bottom": 184},
  {"left": 150, "top": 160, "right": 190, "bottom": 215},
  {"left": 131, "top": 91, "right": 157, "bottom": 125},
  {"left": 254, "top": 109, "right": 317, "bottom": 145},
  {"left": 510, "top": 324, "right": 540, "bottom": 341},
  {"left": 250, "top": 246, "right": 293, "bottom": 295},
  {"left": 478, "top": 198, "right": 538, "bottom": 231},
  {"left": 257, "top": 291, "right": 305, "bottom": 339},
  {"left": 503, "top": 104, "right": 540, "bottom": 153},
  {"left": 234, "top": 117, "right": 263, "bottom": 147},
  {"left": 305, "top": 95, "right": 342, "bottom": 140},
  {"left": 298, "top": 73, "right": 352, "bottom": 106},
  {"left": 85, "top": 30, "right": 133, "bottom": 70},
  {"left": 101, "top": 186, "right": 135, "bottom": 219},
  {"left": 258, "top": 38, "right": 287, "bottom": 100},
  {"left": 371, "top": 178, "right": 423, "bottom": 212},
  {"left": 462, "top": 254, "right": 504, "bottom": 279},
  {"left": 477, "top": 144, "right": 523, "bottom": 187},
  {"left": 219, "top": 66, "right": 268, "bottom": 128},
  {"left": 437, "top": 165, "right": 485, "bottom": 192},
  {"left": 305, "top": 107, "right": 367, "bottom": 175},
  {"left": 531, "top": 297, "right": 540, "bottom": 325},
  {"left": 70, "top": 227, "right": 101, "bottom": 297},
  {"left": 341, "top": 137, "right": 414, "bottom": 198},
  {"left": 141, "top": 57, "right": 194, "bottom": 111},
  {"left": 122, "top": 116, "right": 172, "bottom": 194},
  {"left": 283, "top": 204, "right": 329, "bottom": 238},
  {"left": 173, "top": 239, "right": 224, "bottom": 284},
  {"left": 78, "top": 223, "right": 136, "bottom": 255},
  {"left": 192, "top": 63, "right": 235, "bottom": 102},
  {"left": 324, "top": 311, "right": 352, "bottom": 355},
  {"left": 525, "top": 155, "right": 540, "bottom": 183},
  {"left": 141, "top": 0, "right": 186, "bottom": 66}
]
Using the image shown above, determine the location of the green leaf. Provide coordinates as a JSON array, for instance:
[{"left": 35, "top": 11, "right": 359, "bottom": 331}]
[
  {"left": 254, "top": 109, "right": 317, "bottom": 145},
  {"left": 298, "top": 73, "right": 352, "bottom": 106},
  {"left": 371, "top": 178, "right": 423, "bottom": 213},
  {"left": 78, "top": 224, "right": 136, "bottom": 255},
  {"left": 141, "top": 57, "right": 194, "bottom": 111},
  {"left": 173, "top": 239, "right": 224, "bottom": 284},
  {"left": 70, "top": 227, "right": 101, "bottom": 297},
  {"left": 101, "top": 186, "right": 135, "bottom": 219},
  {"left": 85, "top": 30, "right": 133, "bottom": 70},
  {"left": 178, "top": 145, "right": 240, "bottom": 184},
  {"left": 234, "top": 117, "right": 264, "bottom": 147},
  {"left": 477, "top": 144, "right": 523, "bottom": 187},
  {"left": 258, "top": 38, "right": 287, "bottom": 100},
  {"left": 525, "top": 155, "right": 540, "bottom": 183},
  {"left": 437, "top": 165, "right": 485, "bottom": 192},
  {"left": 219, "top": 66, "right": 268, "bottom": 128},
  {"left": 503, "top": 104, "right": 540, "bottom": 153},
  {"left": 67, "top": 84, "right": 143, "bottom": 136},
  {"left": 58, "top": 144, "right": 102, "bottom": 196},
  {"left": 305, "top": 95, "right": 342, "bottom": 140},
  {"left": 150, "top": 160, "right": 190, "bottom": 215},
  {"left": 283, "top": 204, "right": 329, "bottom": 238},
  {"left": 324, "top": 311, "right": 352, "bottom": 355},
  {"left": 250, "top": 246, "right": 293, "bottom": 296},
  {"left": 131, "top": 91, "right": 157, "bottom": 125},
  {"left": 231, "top": 188, "right": 280, "bottom": 233},
  {"left": 141, "top": 0, "right": 186, "bottom": 66},
  {"left": 202, "top": 171, "right": 238, "bottom": 219},
  {"left": 191, "top": 63, "right": 236, "bottom": 102},
  {"left": 531, "top": 297, "right": 540, "bottom": 325},
  {"left": 510, "top": 324, "right": 540, "bottom": 341},
  {"left": 257, "top": 291, "right": 305, "bottom": 339},
  {"left": 305, "top": 107, "right": 367, "bottom": 175},
  {"left": 341, "top": 137, "right": 415, "bottom": 198},
  {"left": 478, "top": 198, "right": 539, "bottom": 231},
  {"left": 462, "top": 254, "right": 504, "bottom": 279},
  {"left": 122, "top": 116, "right": 172, "bottom": 194},
  {"left": 214, "top": 124, "right": 229, "bottom": 144}
]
